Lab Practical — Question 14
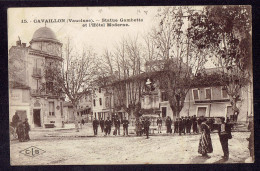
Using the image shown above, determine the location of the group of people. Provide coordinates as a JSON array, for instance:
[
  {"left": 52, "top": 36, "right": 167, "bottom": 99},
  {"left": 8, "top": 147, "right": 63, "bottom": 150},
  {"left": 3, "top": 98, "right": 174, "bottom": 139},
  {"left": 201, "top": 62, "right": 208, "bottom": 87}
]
[
  {"left": 11, "top": 112, "right": 30, "bottom": 142},
  {"left": 92, "top": 116, "right": 129, "bottom": 136},
  {"left": 157, "top": 115, "right": 211, "bottom": 135}
]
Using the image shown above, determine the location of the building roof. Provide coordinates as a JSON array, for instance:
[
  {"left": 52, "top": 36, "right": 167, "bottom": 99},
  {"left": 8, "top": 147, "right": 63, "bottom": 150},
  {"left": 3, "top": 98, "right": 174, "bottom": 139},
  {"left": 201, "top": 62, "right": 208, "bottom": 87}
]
[{"left": 31, "top": 27, "right": 59, "bottom": 43}]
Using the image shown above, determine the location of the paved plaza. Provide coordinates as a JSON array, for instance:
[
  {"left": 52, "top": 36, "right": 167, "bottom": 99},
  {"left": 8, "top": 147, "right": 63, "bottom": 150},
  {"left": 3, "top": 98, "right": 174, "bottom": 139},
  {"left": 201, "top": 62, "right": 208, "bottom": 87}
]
[{"left": 10, "top": 124, "right": 252, "bottom": 165}]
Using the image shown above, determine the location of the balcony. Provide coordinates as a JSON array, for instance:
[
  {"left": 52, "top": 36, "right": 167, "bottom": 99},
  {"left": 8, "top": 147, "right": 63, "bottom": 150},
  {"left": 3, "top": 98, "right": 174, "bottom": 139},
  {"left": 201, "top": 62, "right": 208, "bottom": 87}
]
[
  {"left": 32, "top": 68, "right": 42, "bottom": 78},
  {"left": 30, "top": 89, "right": 64, "bottom": 98},
  {"left": 30, "top": 89, "right": 42, "bottom": 96}
]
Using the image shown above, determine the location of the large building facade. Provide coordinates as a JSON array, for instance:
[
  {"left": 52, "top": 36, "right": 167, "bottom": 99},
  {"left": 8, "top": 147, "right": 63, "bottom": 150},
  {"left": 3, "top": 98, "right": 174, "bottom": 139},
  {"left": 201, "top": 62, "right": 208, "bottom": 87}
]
[{"left": 9, "top": 27, "right": 65, "bottom": 128}]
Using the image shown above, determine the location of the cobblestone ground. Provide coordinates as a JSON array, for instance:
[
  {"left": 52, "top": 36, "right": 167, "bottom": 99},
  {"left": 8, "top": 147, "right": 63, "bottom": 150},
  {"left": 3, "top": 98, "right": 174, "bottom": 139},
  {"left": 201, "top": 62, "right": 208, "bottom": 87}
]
[{"left": 10, "top": 125, "right": 252, "bottom": 165}]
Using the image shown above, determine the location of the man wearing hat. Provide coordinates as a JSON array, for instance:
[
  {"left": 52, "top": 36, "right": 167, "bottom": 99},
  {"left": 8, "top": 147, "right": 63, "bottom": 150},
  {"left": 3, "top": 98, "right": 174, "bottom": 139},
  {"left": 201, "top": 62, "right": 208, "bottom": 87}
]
[
  {"left": 174, "top": 118, "right": 179, "bottom": 133},
  {"left": 105, "top": 117, "right": 112, "bottom": 136},
  {"left": 16, "top": 120, "right": 25, "bottom": 142},
  {"left": 122, "top": 117, "right": 129, "bottom": 136},
  {"left": 166, "top": 116, "right": 172, "bottom": 134},
  {"left": 93, "top": 118, "right": 99, "bottom": 136},
  {"left": 157, "top": 117, "right": 162, "bottom": 133},
  {"left": 23, "top": 118, "right": 30, "bottom": 141},
  {"left": 143, "top": 117, "right": 151, "bottom": 139}
]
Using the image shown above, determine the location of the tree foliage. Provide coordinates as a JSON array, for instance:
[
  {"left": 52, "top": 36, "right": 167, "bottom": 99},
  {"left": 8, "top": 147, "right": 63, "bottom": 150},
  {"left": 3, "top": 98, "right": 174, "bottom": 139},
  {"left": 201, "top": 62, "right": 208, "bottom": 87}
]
[
  {"left": 189, "top": 6, "right": 252, "bottom": 119},
  {"left": 150, "top": 6, "right": 207, "bottom": 118},
  {"left": 43, "top": 38, "right": 97, "bottom": 129}
]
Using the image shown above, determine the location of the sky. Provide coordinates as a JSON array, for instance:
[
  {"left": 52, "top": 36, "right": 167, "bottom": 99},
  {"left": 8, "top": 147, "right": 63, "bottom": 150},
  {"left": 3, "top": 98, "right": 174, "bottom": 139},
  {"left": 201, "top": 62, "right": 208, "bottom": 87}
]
[
  {"left": 8, "top": 7, "right": 159, "bottom": 52},
  {"left": 8, "top": 6, "right": 215, "bottom": 68}
]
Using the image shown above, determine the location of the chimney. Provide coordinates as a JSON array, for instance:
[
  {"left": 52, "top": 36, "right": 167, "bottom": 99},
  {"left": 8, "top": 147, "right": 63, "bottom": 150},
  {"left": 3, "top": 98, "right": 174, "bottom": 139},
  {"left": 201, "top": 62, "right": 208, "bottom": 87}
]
[
  {"left": 16, "top": 40, "right": 21, "bottom": 46},
  {"left": 22, "top": 43, "right": 26, "bottom": 48}
]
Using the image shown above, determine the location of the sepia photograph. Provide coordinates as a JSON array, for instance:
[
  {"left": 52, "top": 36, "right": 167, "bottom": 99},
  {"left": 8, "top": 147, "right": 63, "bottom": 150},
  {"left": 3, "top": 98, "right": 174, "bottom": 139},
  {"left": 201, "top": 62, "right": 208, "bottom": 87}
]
[{"left": 8, "top": 6, "right": 253, "bottom": 165}]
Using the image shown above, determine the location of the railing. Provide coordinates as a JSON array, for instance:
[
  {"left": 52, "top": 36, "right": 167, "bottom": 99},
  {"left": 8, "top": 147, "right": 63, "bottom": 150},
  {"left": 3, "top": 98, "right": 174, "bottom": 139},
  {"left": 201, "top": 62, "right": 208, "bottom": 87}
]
[
  {"left": 30, "top": 89, "right": 42, "bottom": 96},
  {"left": 30, "top": 89, "right": 63, "bottom": 98}
]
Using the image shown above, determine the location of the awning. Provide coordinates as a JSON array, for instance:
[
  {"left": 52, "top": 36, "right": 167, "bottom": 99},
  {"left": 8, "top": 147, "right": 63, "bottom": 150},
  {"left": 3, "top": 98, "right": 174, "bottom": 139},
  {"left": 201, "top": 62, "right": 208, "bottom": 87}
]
[{"left": 142, "top": 114, "right": 160, "bottom": 118}]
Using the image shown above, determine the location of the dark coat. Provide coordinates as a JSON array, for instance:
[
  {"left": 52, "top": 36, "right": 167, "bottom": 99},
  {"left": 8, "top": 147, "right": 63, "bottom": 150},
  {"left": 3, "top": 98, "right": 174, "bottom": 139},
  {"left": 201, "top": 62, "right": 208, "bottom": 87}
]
[
  {"left": 218, "top": 123, "right": 232, "bottom": 139},
  {"left": 182, "top": 119, "right": 187, "bottom": 127},
  {"left": 105, "top": 120, "right": 112, "bottom": 128},
  {"left": 178, "top": 119, "right": 183, "bottom": 129},
  {"left": 122, "top": 119, "right": 129, "bottom": 127},
  {"left": 187, "top": 119, "right": 192, "bottom": 127},
  {"left": 174, "top": 120, "right": 179, "bottom": 127},
  {"left": 144, "top": 120, "right": 151, "bottom": 128},
  {"left": 100, "top": 120, "right": 105, "bottom": 127},
  {"left": 166, "top": 118, "right": 172, "bottom": 126},
  {"left": 24, "top": 121, "right": 30, "bottom": 132},
  {"left": 115, "top": 119, "right": 121, "bottom": 127},
  {"left": 93, "top": 120, "right": 99, "bottom": 128}
]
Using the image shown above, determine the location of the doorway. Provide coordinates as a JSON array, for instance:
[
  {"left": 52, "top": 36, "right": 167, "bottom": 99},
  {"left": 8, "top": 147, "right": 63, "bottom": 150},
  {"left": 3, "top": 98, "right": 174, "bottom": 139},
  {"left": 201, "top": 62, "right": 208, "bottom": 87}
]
[
  {"left": 162, "top": 107, "right": 167, "bottom": 118},
  {"left": 33, "top": 109, "right": 41, "bottom": 127}
]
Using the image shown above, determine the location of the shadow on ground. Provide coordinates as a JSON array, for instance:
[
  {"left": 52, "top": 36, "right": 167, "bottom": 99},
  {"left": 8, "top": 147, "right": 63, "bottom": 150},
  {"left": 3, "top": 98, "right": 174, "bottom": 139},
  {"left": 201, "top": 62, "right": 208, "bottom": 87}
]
[{"left": 190, "top": 156, "right": 211, "bottom": 164}]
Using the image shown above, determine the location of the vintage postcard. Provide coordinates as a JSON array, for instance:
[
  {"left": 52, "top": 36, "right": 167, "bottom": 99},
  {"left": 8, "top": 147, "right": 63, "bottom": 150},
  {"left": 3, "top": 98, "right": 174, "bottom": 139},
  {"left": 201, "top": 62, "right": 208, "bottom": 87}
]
[{"left": 8, "top": 6, "right": 253, "bottom": 165}]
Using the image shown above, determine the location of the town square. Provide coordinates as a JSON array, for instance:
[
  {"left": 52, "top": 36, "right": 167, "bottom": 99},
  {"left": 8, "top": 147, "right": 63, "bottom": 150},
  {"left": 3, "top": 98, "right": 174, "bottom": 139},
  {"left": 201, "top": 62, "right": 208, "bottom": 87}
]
[{"left": 8, "top": 6, "right": 253, "bottom": 165}]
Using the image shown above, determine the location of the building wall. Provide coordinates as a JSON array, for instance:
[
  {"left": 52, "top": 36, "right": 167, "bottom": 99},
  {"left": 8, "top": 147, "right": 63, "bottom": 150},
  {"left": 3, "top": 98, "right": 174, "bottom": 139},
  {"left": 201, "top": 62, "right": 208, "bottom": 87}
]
[
  {"left": 139, "top": 83, "right": 252, "bottom": 122},
  {"left": 29, "top": 97, "right": 63, "bottom": 128},
  {"left": 9, "top": 88, "right": 31, "bottom": 125},
  {"left": 179, "top": 85, "right": 251, "bottom": 121},
  {"left": 9, "top": 37, "right": 64, "bottom": 128},
  {"left": 92, "top": 88, "right": 106, "bottom": 119}
]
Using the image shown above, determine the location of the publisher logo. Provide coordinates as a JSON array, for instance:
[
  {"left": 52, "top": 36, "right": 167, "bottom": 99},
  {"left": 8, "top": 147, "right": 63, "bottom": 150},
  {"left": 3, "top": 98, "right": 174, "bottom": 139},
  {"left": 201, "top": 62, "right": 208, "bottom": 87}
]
[{"left": 20, "top": 146, "right": 45, "bottom": 157}]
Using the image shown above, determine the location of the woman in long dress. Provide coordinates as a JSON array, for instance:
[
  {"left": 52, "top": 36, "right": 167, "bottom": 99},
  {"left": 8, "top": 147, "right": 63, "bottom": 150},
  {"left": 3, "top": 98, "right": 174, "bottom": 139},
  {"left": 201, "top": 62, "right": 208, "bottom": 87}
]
[{"left": 198, "top": 119, "right": 213, "bottom": 157}]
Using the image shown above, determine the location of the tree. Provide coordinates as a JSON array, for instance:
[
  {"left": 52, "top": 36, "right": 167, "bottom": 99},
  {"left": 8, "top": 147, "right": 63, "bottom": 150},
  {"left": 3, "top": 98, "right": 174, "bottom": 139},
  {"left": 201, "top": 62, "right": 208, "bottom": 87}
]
[
  {"left": 43, "top": 38, "right": 97, "bottom": 131},
  {"left": 97, "top": 36, "right": 145, "bottom": 118},
  {"left": 150, "top": 6, "right": 207, "bottom": 118},
  {"left": 189, "top": 5, "right": 251, "bottom": 121}
]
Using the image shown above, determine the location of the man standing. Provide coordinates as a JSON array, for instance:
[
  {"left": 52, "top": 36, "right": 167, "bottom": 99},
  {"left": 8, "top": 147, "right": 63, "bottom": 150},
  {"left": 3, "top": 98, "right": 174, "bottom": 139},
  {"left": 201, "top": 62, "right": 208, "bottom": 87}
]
[
  {"left": 179, "top": 117, "right": 183, "bottom": 136},
  {"left": 144, "top": 118, "right": 151, "bottom": 139},
  {"left": 186, "top": 116, "right": 192, "bottom": 134},
  {"left": 166, "top": 116, "right": 172, "bottom": 134},
  {"left": 174, "top": 118, "right": 179, "bottom": 133},
  {"left": 81, "top": 118, "right": 85, "bottom": 127},
  {"left": 105, "top": 117, "right": 112, "bottom": 136},
  {"left": 182, "top": 116, "right": 187, "bottom": 135},
  {"left": 23, "top": 118, "right": 30, "bottom": 141},
  {"left": 192, "top": 115, "right": 198, "bottom": 134},
  {"left": 93, "top": 118, "right": 99, "bottom": 136},
  {"left": 16, "top": 120, "right": 24, "bottom": 142},
  {"left": 218, "top": 117, "right": 232, "bottom": 160},
  {"left": 122, "top": 117, "right": 129, "bottom": 136},
  {"left": 114, "top": 117, "right": 121, "bottom": 136},
  {"left": 157, "top": 117, "right": 162, "bottom": 133},
  {"left": 100, "top": 118, "right": 105, "bottom": 133}
]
